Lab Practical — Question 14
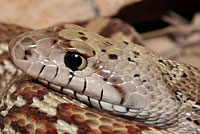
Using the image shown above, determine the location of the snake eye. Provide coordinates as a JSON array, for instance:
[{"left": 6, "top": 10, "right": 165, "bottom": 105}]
[{"left": 64, "top": 52, "right": 87, "bottom": 71}]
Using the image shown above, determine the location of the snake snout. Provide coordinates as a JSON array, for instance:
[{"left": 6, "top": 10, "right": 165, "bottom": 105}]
[
  {"left": 9, "top": 28, "right": 57, "bottom": 78},
  {"left": 9, "top": 32, "right": 37, "bottom": 73}
]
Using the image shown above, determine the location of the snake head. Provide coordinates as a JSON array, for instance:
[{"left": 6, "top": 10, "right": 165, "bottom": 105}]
[
  {"left": 9, "top": 24, "right": 133, "bottom": 108},
  {"left": 9, "top": 24, "right": 180, "bottom": 126},
  {"left": 9, "top": 24, "right": 157, "bottom": 111}
]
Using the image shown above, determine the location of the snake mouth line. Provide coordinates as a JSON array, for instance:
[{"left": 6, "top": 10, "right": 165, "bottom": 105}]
[{"left": 38, "top": 78, "right": 132, "bottom": 114}]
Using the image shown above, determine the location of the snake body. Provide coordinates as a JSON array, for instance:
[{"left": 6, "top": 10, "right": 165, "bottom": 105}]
[{"left": 0, "top": 21, "right": 200, "bottom": 133}]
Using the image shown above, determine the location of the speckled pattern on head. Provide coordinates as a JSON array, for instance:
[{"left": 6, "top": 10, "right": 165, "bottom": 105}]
[{"left": 9, "top": 24, "right": 200, "bottom": 134}]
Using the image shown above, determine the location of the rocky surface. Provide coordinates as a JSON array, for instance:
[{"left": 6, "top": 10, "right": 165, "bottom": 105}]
[{"left": 0, "top": 0, "right": 141, "bottom": 29}]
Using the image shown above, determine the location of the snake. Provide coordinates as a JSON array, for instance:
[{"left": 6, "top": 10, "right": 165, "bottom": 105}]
[{"left": 0, "top": 19, "right": 200, "bottom": 134}]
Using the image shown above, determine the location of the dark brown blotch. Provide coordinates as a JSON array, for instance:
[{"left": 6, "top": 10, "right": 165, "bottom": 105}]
[
  {"left": 112, "top": 85, "right": 126, "bottom": 104},
  {"left": 182, "top": 72, "right": 187, "bottom": 77},
  {"left": 132, "top": 51, "right": 140, "bottom": 56},
  {"left": 194, "top": 120, "right": 200, "bottom": 125},
  {"left": 108, "top": 54, "right": 118, "bottom": 60},
  {"left": 99, "top": 20, "right": 120, "bottom": 37},
  {"left": 93, "top": 51, "right": 96, "bottom": 55},
  {"left": 101, "top": 49, "right": 106, "bottom": 52},
  {"left": 134, "top": 74, "right": 140, "bottom": 77},
  {"left": 158, "top": 59, "right": 167, "bottom": 67},
  {"left": 78, "top": 32, "right": 85, "bottom": 35},
  {"left": 103, "top": 78, "right": 108, "bottom": 81},
  {"left": 196, "top": 102, "right": 200, "bottom": 105},
  {"left": 128, "top": 57, "right": 135, "bottom": 62},
  {"left": 105, "top": 41, "right": 113, "bottom": 46},
  {"left": 123, "top": 41, "right": 129, "bottom": 45},
  {"left": 0, "top": 104, "right": 7, "bottom": 112},
  {"left": 80, "top": 36, "right": 88, "bottom": 41},
  {"left": 108, "top": 76, "right": 123, "bottom": 84}
]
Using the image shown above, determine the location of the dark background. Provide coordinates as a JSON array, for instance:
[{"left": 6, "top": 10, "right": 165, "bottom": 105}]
[{"left": 115, "top": 0, "right": 200, "bottom": 32}]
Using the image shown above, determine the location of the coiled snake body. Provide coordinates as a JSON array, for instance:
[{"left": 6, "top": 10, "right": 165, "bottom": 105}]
[{"left": 0, "top": 22, "right": 200, "bottom": 134}]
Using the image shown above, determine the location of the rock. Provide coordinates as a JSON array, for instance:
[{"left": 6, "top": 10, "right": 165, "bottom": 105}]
[{"left": 0, "top": 0, "right": 141, "bottom": 29}]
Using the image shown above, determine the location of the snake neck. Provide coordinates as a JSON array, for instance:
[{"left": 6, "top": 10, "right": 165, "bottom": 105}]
[
  {"left": 158, "top": 59, "right": 200, "bottom": 103},
  {"left": 158, "top": 58, "right": 200, "bottom": 130}
]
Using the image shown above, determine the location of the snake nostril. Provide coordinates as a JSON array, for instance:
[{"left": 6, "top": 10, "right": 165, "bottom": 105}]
[
  {"left": 24, "top": 50, "right": 32, "bottom": 60},
  {"left": 53, "top": 39, "right": 57, "bottom": 44},
  {"left": 22, "top": 48, "right": 39, "bottom": 61},
  {"left": 25, "top": 50, "right": 32, "bottom": 56}
]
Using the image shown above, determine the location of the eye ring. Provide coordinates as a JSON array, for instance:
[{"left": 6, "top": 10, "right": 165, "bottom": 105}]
[{"left": 64, "top": 52, "right": 87, "bottom": 71}]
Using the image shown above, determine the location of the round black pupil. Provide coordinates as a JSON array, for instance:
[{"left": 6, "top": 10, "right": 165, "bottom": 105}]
[{"left": 64, "top": 52, "right": 82, "bottom": 71}]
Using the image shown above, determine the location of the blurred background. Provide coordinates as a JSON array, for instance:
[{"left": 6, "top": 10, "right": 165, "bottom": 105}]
[{"left": 0, "top": 0, "right": 200, "bottom": 67}]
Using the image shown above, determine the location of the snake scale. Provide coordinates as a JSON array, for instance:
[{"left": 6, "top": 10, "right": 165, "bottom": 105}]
[{"left": 0, "top": 18, "right": 199, "bottom": 134}]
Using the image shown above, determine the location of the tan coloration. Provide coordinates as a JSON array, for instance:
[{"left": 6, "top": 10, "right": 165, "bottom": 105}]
[
  {"left": 0, "top": 19, "right": 179, "bottom": 134},
  {"left": 0, "top": 75, "right": 177, "bottom": 134},
  {"left": 75, "top": 17, "right": 144, "bottom": 45},
  {"left": 9, "top": 24, "right": 200, "bottom": 134},
  {"left": 0, "top": 0, "right": 141, "bottom": 29},
  {"left": 157, "top": 60, "right": 200, "bottom": 133},
  {"left": 0, "top": 20, "right": 179, "bottom": 134}
]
